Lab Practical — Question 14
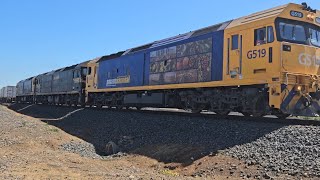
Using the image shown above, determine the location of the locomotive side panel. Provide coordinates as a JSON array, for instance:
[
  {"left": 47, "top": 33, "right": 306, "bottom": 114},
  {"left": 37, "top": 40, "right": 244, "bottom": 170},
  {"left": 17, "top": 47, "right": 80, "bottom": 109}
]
[
  {"left": 16, "top": 78, "right": 35, "bottom": 103},
  {"left": 97, "top": 53, "right": 145, "bottom": 89},
  {"left": 147, "top": 36, "right": 213, "bottom": 85},
  {"left": 16, "top": 81, "right": 24, "bottom": 97},
  {"left": 23, "top": 79, "right": 34, "bottom": 96},
  {"left": 144, "top": 31, "right": 224, "bottom": 87},
  {"left": 52, "top": 70, "right": 74, "bottom": 93},
  {"left": 38, "top": 73, "right": 53, "bottom": 94}
]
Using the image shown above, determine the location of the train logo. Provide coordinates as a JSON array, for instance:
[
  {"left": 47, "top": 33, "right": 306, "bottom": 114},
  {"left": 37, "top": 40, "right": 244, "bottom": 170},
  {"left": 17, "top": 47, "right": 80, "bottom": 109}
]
[
  {"left": 106, "top": 76, "right": 131, "bottom": 86},
  {"left": 298, "top": 53, "right": 320, "bottom": 67}
]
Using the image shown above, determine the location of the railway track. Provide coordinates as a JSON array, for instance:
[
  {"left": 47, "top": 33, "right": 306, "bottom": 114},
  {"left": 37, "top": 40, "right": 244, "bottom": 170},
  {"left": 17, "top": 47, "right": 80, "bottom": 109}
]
[
  {"left": 93, "top": 107, "right": 320, "bottom": 126},
  {"left": 6, "top": 103, "right": 320, "bottom": 126}
]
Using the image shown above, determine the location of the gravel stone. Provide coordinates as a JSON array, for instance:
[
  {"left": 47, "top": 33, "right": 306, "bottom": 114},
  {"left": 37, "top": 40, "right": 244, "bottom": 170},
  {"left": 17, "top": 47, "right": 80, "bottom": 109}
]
[
  {"left": 223, "top": 125, "right": 320, "bottom": 178},
  {"left": 61, "top": 141, "right": 101, "bottom": 159}
]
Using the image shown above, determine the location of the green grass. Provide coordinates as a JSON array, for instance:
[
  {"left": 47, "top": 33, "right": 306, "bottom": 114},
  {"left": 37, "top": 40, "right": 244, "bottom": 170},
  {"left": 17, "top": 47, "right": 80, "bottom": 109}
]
[
  {"left": 160, "top": 170, "right": 179, "bottom": 177},
  {"left": 44, "top": 123, "right": 59, "bottom": 132},
  {"left": 298, "top": 116, "right": 320, "bottom": 121},
  {"left": 49, "top": 128, "right": 59, "bottom": 132},
  {"left": 21, "top": 121, "right": 27, "bottom": 126}
]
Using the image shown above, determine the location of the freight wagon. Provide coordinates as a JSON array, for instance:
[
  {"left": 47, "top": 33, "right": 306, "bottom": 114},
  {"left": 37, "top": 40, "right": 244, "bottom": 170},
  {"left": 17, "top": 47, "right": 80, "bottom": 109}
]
[{"left": 0, "top": 86, "right": 16, "bottom": 103}]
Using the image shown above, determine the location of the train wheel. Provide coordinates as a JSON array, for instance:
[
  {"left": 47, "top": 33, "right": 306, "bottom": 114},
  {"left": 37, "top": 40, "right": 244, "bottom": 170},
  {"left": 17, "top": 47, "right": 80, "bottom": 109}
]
[
  {"left": 191, "top": 104, "right": 205, "bottom": 114},
  {"left": 214, "top": 102, "right": 230, "bottom": 116},
  {"left": 116, "top": 104, "right": 124, "bottom": 110},
  {"left": 215, "top": 110, "right": 230, "bottom": 116},
  {"left": 241, "top": 112, "right": 252, "bottom": 117},
  {"left": 252, "top": 94, "right": 269, "bottom": 117},
  {"left": 191, "top": 109, "right": 202, "bottom": 114},
  {"left": 273, "top": 111, "right": 290, "bottom": 119},
  {"left": 276, "top": 114, "right": 290, "bottom": 119},
  {"left": 184, "top": 100, "right": 204, "bottom": 114}
]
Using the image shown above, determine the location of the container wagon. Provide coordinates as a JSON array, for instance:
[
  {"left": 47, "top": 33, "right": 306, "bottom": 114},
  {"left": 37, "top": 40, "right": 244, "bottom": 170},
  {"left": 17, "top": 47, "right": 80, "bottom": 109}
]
[{"left": 0, "top": 86, "right": 16, "bottom": 103}]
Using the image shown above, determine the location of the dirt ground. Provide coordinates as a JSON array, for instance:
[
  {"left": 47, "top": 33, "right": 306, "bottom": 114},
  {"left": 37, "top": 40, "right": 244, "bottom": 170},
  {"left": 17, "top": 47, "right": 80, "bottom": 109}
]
[{"left": 0, "top": 105, "right": 302, "bottom": 180}]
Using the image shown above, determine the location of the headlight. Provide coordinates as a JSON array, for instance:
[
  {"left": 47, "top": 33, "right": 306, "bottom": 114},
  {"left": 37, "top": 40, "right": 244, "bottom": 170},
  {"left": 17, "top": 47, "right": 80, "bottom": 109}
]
[{"left": 294, "top": 85, "right": 302, "bottom": 92}]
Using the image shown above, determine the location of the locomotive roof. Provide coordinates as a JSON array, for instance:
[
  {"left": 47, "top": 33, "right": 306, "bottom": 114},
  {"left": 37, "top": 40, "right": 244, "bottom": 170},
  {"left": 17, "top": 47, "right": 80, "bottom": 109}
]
[
  {"left": 226, "top": 4, "right": 288, "bottom": 29},
  {"left": 97, "top": 20, "right": 232, "bottom": 63},
  {"left": 98, "top": 51, "right": 125, "bottom": 62},
  {"left": 226, "top": 3, "right": 319, "bottom": 29},
  {"left": 46, "top": 61, "right": 90, "bottom": 74},
  {"left": 88, "top": 57, "right": 103, "bottom": 64},
  {"left": 97, "top": 3, "right": 318, "bottom": 63}
]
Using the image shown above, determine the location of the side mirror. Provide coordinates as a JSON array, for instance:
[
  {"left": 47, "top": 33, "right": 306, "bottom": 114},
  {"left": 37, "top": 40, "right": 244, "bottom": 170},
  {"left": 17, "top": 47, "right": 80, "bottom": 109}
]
[{"left": 306, "top": 38, "right": 311, "bottom": 45}]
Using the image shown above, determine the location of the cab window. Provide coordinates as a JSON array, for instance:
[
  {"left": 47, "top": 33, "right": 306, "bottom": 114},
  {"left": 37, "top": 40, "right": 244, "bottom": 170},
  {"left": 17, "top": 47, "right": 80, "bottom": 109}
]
[
  {"left": 267, "top": 26, "right": 274, "bottom": 43},
  {"left": 310, "top": 28, "right": 320, "bottom": 47},
  {"left": 231, "top": 34, "right": 239, "bottom": 50},
  {"left": 255, "top": 28, "right": 267, "bottom": 46},
  {"left": 255, "top": 26, "right": 275, "bottom": 46},
  {"left": 81, "top": 68, "right": 88, "bottom": 76},
  {"left": 279, "top": 22, "right": 306, "bottom": 43},
  {"left": 73, "top": 70, "right": 80, "bottom": 78}
]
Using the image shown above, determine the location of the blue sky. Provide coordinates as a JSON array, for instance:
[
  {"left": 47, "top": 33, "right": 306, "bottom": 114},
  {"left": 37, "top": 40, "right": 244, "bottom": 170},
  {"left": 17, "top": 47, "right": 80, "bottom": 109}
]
[{"left": 0, "top": 0, "right": 319, "bottom": 88}]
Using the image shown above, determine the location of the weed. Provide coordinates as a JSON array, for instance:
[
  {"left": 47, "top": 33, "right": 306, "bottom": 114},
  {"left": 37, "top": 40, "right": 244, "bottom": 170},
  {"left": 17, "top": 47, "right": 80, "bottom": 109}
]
[
  {"left": 160, "top": 169, "right": 179, "bottom": 177},
  {"left": 49, "top": 128, "right": 59, "bottom": 132}
]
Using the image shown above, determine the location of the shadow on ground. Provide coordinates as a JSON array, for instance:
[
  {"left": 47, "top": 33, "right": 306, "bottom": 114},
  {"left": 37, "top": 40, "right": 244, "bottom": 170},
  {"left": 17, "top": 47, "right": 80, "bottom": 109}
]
[{"left": 8, "top": 104, "right": 285, "bottom": 166}]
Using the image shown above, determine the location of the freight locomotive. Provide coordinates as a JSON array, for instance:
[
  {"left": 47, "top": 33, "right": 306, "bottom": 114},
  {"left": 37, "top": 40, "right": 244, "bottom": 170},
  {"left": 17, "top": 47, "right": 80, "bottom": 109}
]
[{"left": 16, "top": 3, "right": 320, "bottom": 118}]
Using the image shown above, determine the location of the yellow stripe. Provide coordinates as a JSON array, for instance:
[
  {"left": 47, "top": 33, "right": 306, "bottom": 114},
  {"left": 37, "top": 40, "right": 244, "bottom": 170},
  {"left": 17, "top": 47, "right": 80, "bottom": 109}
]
[{"left": 88, "top": 79, "right": 268, "bottom": 93}]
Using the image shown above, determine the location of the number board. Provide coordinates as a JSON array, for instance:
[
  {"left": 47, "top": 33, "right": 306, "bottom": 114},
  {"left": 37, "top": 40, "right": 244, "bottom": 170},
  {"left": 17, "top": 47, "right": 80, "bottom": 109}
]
[
  {"left": 290, "top": 11, "right": 303, "bottom": 18},
  {"left": 247, "top": 49, "right": 267, "bottom": 59}
]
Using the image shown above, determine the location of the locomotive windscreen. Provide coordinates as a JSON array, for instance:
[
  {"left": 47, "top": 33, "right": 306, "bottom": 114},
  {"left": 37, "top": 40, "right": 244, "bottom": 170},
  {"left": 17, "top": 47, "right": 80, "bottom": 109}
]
[{"left": 276, "top": 18, "right": 320, "bottom": 48}]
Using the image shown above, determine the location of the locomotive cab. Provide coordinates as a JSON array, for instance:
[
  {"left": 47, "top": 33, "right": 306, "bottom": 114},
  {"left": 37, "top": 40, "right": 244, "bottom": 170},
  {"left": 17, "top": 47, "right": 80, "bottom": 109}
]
[
  {"left": 223, "top": 3, "right": 320, "bottom": 117},
  {"left": 275, "top": 4, "right": 320, "bottom": 116},
  {"left": 85, "top": 58, "right": 100, "bottom": 105}
]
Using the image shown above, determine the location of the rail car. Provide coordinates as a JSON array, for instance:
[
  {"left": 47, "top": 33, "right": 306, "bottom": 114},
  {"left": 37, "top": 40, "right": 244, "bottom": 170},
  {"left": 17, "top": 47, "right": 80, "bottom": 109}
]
[
  {"left": 17, "top": 3, "right": 320, "bottom": 118},
  {"left": 0, "top": 86, "right": 16, "bottom": 103}
]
